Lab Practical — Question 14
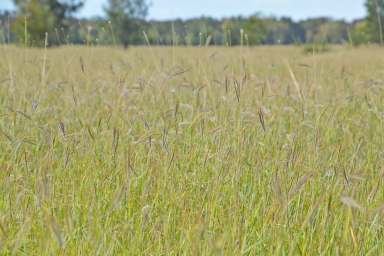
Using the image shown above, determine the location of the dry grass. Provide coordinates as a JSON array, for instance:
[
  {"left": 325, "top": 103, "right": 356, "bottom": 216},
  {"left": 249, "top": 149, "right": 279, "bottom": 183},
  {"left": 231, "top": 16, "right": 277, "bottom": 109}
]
[{"left": 0, "top": 44, "right": 384, "bottom": 254}]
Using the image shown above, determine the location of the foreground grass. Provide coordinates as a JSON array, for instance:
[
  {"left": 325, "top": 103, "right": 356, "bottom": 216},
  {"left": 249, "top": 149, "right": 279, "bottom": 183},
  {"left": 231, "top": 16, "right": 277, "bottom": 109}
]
[{"left": 0, "top": 45, "right": 384, "bottom": 254}]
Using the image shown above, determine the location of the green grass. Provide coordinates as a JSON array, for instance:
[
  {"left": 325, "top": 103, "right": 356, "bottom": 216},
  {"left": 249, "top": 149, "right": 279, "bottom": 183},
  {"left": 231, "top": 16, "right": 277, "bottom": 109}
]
[{"left": 0, "top": 45, "right": 384, "bottom": 254}]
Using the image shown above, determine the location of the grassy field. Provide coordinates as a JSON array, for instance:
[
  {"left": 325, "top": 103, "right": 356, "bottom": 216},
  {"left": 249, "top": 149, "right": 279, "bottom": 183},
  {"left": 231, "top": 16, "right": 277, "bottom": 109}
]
[{"left": 1, "top": 45, "right": 384, "bottom": 255}]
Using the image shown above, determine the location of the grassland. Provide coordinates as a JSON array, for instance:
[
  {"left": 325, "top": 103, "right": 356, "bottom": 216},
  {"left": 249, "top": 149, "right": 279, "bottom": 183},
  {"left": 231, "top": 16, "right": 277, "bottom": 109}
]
[{"left": 0, "top": 45, "right": 384, "bottom": 255}]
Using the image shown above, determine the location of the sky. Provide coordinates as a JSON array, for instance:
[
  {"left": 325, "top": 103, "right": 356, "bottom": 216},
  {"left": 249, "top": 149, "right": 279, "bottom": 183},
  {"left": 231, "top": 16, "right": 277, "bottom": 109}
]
[{"left": 0, "top": 0, "right": 367, "bottom": 21}]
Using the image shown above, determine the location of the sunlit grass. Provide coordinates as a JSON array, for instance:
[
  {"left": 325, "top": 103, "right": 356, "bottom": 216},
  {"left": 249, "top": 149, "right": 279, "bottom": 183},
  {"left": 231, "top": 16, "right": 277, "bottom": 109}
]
[{"left": 0, "top": 45, "right": 384, "bottom": 254}]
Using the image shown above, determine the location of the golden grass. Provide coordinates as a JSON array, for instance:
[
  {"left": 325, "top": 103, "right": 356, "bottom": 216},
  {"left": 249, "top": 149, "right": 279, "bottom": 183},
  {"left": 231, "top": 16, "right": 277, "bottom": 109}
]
[{"left": 0, "top": 45, "right": 384, "bottom": 254}]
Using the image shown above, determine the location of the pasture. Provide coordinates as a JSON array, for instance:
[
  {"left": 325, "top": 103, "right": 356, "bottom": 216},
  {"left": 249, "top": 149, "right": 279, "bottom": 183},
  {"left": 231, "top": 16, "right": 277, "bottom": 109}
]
[{"left": 0, "top": 45, "right": 384, "bottom": 254}]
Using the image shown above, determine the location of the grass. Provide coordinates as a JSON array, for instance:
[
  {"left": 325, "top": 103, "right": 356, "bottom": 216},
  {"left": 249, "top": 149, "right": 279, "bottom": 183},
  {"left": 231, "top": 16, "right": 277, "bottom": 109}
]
[
  {"left": 302, "top": 42, "right": 331, "bottom": 55},
  {"left": 0, "top": 44, "right": 384, "bottom": 254}
]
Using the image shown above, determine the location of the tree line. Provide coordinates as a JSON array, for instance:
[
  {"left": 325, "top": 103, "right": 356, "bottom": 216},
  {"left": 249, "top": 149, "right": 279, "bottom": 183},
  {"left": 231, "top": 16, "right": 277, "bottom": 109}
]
[{"left": 0, "top": 0, "right": 383, "bottom": 47}]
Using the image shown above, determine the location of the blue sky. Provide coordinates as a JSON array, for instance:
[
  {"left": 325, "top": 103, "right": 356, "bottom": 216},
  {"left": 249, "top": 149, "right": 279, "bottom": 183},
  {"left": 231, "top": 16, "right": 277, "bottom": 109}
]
[{"left": 0, "top": 0, "right": 366, "bottom": 21}]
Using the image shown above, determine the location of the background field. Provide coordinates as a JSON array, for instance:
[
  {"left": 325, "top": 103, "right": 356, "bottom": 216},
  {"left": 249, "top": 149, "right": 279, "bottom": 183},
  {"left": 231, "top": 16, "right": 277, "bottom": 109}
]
[{"left": 1, "top": 45, "right": 384, "bottom": 254}]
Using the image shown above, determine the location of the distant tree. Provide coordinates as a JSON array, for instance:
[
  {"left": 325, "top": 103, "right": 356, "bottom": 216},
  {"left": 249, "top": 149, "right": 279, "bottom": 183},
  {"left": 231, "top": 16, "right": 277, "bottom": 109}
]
[
  {"left": 104, "top": 0, "right": 150, "bottom": 47},
  {"left": 243, "top": 16, "right": 267, "bottom": 45},
  {"left": 365, "top": 0, "right": 384, "bottom": 43},
  {"left": 12, "top": 0, "right": 56, "bottom": 45},
  {"left": 222, "top": 17, "right": 244, "bottom": 46},
  {"left": 0, "top": 10, "right": 15, "bottom": 43},
  {"left": 12, "top": 0, "right": 84, "bottom": 46},
  {"left": 316, "top": 20, "right": 348, "bottom": 44},
  {"left": 349, "top": 19, "right": 371, "bottom": 45},
  {"left": 300, "top": 18, "right": 330, "bottom": 43},
  {"left": 264, "top": 17, "right": 305, "bottom": 44},
  {"left": 6, "top": 2, "right": 363, "bottom": 46}
]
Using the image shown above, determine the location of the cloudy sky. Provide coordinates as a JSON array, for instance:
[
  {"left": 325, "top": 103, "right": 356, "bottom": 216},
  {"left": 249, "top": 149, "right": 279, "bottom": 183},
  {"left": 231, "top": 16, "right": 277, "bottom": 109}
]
[{"left": 0, "top": 0, "right": 366, "bottom": 21}]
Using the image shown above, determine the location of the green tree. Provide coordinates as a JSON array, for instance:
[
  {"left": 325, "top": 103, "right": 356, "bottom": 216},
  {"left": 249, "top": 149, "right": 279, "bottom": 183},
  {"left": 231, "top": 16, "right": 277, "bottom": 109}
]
[
  {"left": 243, "top": 15, "right": 267, "bottom": 45},
  {"left": 12, "top": 0, "right": 84, "bottom": 46},
  {"left": 104, "top": 0, "right": 150, "bottom": 47},
  {"left": 349, "top": 20, "right": 371, "bottom": 45},
  {"left": 365, "top": 0, "right": 384, "bottom": 43},
  {"left": 316, "top": 20, "right": 348, "bottom": 44},
  {"left": 12, "top": 0, "right": 56, "bottom": 46},
  {"left": 264, "top": 17, "right": 305, "bottom": 44}
]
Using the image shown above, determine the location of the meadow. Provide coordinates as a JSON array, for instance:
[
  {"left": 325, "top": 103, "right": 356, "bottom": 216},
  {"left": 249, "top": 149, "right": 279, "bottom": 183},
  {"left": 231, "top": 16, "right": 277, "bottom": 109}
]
[{"left": 0, "top": 44, "right": 384, "bottom": 254}]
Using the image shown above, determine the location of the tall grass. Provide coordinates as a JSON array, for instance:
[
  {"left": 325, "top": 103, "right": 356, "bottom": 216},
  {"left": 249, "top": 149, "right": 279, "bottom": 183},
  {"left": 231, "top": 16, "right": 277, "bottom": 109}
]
[{"left": 0, "top": 45, "right": 384, "bottom": 254}]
